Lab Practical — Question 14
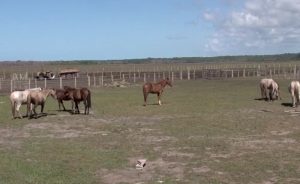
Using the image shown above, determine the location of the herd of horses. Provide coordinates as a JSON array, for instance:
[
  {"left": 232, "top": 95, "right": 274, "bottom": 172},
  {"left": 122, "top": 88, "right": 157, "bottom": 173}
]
[
  {"left": 259, "top": 78, "right": 300, "bottom": 107},
  {"left": 8, "top": 77, "right": 300, "bottom": 119},
  {"left": 10, "top": 86, "right": 91, "bottom": 119}
]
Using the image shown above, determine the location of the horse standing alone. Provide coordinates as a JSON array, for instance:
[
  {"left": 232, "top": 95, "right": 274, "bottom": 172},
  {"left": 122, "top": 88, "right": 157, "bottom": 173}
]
[
  {"left": 64, "top": 87, "right": 91, "bottom": 115},
  {"left": 288, "top": 81, "right": 300, "bottom": 108},
  {"left": 27, "top": 89, "right": 56, "bottom": 119},
  {"left": 142, "top": 78, "right": 172, "bottom": 106},
  {"left": 9, "top": 87, "right": 41, "bottom": 119}
]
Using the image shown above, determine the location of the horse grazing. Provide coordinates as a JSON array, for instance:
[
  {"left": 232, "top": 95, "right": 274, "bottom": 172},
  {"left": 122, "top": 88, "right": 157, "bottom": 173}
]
[
  {"left": 27, "top": 89, "right": 56, "bottom": 119},
  {"left": 288, "top": 81, "right": 300, "bottom": 108},
  {"left": 259, "top": 78, "right": 280, "bottom": 101},
  {"left": 64, "top": 87, "right": 91, "bottom": 114},
  {"left": 9, "top": 87, "right": 42, "bottom": 119},
  {"left": 142, "top": 78, "right": 172, "bottom": 106},
  {"left": 54, "top": 88, "right": 72, "bottom": 111}
]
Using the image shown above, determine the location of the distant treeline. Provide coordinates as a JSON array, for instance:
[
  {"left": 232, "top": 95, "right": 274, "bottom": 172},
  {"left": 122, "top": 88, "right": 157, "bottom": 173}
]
[{"left": 1, "top": 53, "right": 300, "bottom": 65}]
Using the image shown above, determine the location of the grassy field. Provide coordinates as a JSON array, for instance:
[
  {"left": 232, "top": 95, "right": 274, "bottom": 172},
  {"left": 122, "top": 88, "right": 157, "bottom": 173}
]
[{"left": 0, "top": 79, "right": 299, "bottom": 184}]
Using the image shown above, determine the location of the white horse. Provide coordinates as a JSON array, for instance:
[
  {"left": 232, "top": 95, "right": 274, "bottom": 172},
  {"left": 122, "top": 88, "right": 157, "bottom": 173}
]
[
  {"left": 259, "top": 78, "right": 280, "bottom": 101},
  {"left": 288, "top": 81, "right": 300, "bottom": 108},
  {"left": 9, "top": 88, "right": 41, "bottom": 119}
]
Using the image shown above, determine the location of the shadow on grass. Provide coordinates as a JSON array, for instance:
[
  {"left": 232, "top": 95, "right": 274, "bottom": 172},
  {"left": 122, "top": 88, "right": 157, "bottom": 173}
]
[
  {"left": 281, "top": 103, "right": 293, "bottom": 107},
  {"left": 254, "top": 98, "right": 266, "bottom": 101},
  {"left": 28, "top": 113, "right": 57, "bottom": 119}
]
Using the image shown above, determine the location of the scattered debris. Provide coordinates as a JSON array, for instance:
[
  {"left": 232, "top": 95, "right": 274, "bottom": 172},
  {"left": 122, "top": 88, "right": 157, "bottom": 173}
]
[{"left": 136, "top": 159, "right": 147, "bottom": 169}]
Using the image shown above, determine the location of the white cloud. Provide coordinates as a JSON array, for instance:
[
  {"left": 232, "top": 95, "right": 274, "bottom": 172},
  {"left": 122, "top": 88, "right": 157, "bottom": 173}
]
[{"left": 204, "top": 0, "right": 300, "bottom": 55}]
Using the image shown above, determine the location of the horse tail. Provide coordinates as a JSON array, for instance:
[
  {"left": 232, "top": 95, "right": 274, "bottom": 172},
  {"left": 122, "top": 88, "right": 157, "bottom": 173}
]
[{"left": 87, "top": 90, "right": 91, "bottom": 108}]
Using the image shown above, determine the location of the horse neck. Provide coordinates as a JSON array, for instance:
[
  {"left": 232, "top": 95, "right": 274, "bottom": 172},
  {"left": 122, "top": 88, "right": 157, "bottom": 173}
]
[
  {"left": 42, "top": 90, "right": 52, "bottom": 99},
  {"left": 159, "top": 80, "right": 167, "bottom": 88}
]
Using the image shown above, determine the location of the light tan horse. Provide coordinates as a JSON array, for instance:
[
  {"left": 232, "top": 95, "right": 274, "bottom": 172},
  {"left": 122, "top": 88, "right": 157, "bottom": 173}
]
[
  {"left": 27, "top": 89, "right": 56, "bottom": 119},
  {"left": 259, "top": 78, "right": 280, "bottom": 101},
  {"left": 9, "top": 87, "right": 41, "bottom": 119},
  {"left": 288, "top": 81, "right": 300, "bottom": 107}
]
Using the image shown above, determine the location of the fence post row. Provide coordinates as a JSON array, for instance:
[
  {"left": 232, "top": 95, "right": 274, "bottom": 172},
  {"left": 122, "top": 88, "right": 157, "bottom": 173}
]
[{"left": 2, "top": 64, "right": 300, "bottom": 93}]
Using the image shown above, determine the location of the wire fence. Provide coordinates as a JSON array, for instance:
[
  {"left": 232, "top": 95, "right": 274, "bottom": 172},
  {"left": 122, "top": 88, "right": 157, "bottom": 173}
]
[{"left": 1, "top": 64, "right": 300, "bottom": 94}]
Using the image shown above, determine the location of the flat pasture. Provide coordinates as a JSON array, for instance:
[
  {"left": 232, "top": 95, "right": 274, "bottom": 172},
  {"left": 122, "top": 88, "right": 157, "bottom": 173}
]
[{"left": 0, "top": 79, "right": 299, "bottom": 183}]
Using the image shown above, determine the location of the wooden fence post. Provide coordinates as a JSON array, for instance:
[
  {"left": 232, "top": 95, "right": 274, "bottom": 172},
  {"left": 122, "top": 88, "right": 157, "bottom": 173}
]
[
  {"left": 193, "top": 68, "right": 196, "bottom": 80},
  {"left": 111, "top": 73, "right": 114, "bottom": 82},
  {"left": 154, "top": 71, "right": 156, "bottom": 82},
  {"left": 11, "top": 80, "right": 13, "bottom": 92},
  {"left": 144, "top": 73, "right": 146, "bottom": 83},
  {"left": 172, "top": 71, "right": 174, "bottom": 81},
  {"left": 180, "top": 70, "right": 183, "bottom": 80},
  {"left": 75, "top": 77, "right": 77, "bottom": 88},
  {"left": 187, "top": 68, "right": 190, "bottom": 80},
  {"left": 60, "top": 77, "right": 62, "bottom": 88},
  {"left": 28, "top": 79, "right": 31, "bottom": 89},
  {"left": 134, "top": 72, "right": 136, "bottom": 83},
  {"left": 44, "top": 78, "right": 47, "bottom": 89},
  {"left": 35, "top": 79, "right": 37, "bottom": 88},
  {"left": 88, "top": 76, "right": 91, "bottom": 87},
  {"left": 93, "top": 75, "right": 96, "bottom": 87}
]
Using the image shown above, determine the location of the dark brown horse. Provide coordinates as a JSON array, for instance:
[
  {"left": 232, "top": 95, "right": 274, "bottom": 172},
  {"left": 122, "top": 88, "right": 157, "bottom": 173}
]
[
  {"left": 143, "top": 78, "right": 172, "bottom": 106},
  {"left": 54, "top": 88, "right": 73, "bottom": 111},
  {"left": 64, "top": 87, "right": 91, "bottom": 114}
]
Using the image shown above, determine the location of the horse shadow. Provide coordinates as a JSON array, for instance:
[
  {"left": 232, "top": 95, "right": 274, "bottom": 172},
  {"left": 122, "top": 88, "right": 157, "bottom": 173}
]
[
  {"left": 28, "top": 112, "right": 57, "bottom": 119},
  {"left": 254, "top": 98, "right": 266, "bottom": 101},
  {"left": 281, "top": 103, "right": 293, "bottom": 107}
]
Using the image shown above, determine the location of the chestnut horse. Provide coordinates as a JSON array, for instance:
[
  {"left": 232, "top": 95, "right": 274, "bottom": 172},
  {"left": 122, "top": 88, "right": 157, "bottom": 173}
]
[
  {"left": 27, "top": 89, "right": 56, "bottom": 119},
  {"left": 64, "top": 87, "right": 91, "bottom": 115},
  {"left": 54, "top": 88, "right": 73, "bottom": 111},
  {"left": 143, "top": 78, "right": 172, "bottom": 106}
]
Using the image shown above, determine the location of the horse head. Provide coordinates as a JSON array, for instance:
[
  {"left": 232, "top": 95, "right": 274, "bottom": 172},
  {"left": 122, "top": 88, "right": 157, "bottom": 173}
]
[
  {"left": 48, "top": 89, "right": 57, "bottom": 99},
  {"left": 165, "top": 78, "right": 172, "bottom": 87}
]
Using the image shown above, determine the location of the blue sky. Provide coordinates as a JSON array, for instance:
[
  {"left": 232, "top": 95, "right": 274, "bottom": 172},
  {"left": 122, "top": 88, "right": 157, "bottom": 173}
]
[{"left": 0, "top": 0, "right": 299, "bottom": 60}]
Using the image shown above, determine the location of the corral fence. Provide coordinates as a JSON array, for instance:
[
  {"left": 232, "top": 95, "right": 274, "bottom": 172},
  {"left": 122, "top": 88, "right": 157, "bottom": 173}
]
[{"left": 1, "top": 63, "right": 300, "bottom": 93}]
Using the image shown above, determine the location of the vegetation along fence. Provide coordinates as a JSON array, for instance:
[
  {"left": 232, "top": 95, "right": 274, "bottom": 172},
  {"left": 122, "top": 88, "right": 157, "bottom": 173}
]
[{"left": 1, "top": 63, "right": 300, "bottom": 93}]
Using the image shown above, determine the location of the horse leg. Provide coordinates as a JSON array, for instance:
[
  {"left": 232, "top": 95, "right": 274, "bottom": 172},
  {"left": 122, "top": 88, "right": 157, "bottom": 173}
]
[
  {"left": 11, "top": 101, "right": 15, "bottom": 119},
  {"left": 61, "top": 101, "right": 66, "bottom": 111},
  {"left": 33, "top": 105, "right": 38, "bottom": 118},
  {"left": 41, "top": 103, "right": 44, "bottom": 114},
  {"left": 83, "top": 100, "right": 87, "bottom": 115},
  {"left": 76, "top": 102, "right": 80, "bottom": 114},
  {"left": 291, "top": 91, "right": 296, "bottom": 107},
  {"left": 16, "top": 103, "right": 23, "bottom": 119},
  {"left": 143, "top": 92, "right": 148, "bottom": 106},
  {"left": 58, "top": 100, "right": 61, "bottom": 110},
  {"left": 157, "top": 93, "right": 162, "bottom": 105}
]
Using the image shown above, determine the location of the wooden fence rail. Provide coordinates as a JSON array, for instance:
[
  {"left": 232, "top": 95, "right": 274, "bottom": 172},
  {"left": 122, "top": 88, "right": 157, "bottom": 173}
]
[{"left": 1, "top": 65, "right": 300, "bottom": 93}]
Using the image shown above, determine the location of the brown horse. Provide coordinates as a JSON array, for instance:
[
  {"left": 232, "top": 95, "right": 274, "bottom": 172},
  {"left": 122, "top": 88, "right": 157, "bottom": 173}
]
[
  {"left": 54, "top": 88, "right": 73, "bottom": 111},
  {"left": 143, "top": 78, "right": 172, "bottom": 106},
  {"left": 64, "top": 87, "right": 91, "bottom": 114},
  {"left": 27, "top": 89, "right": 56, "bottom": 119}
]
